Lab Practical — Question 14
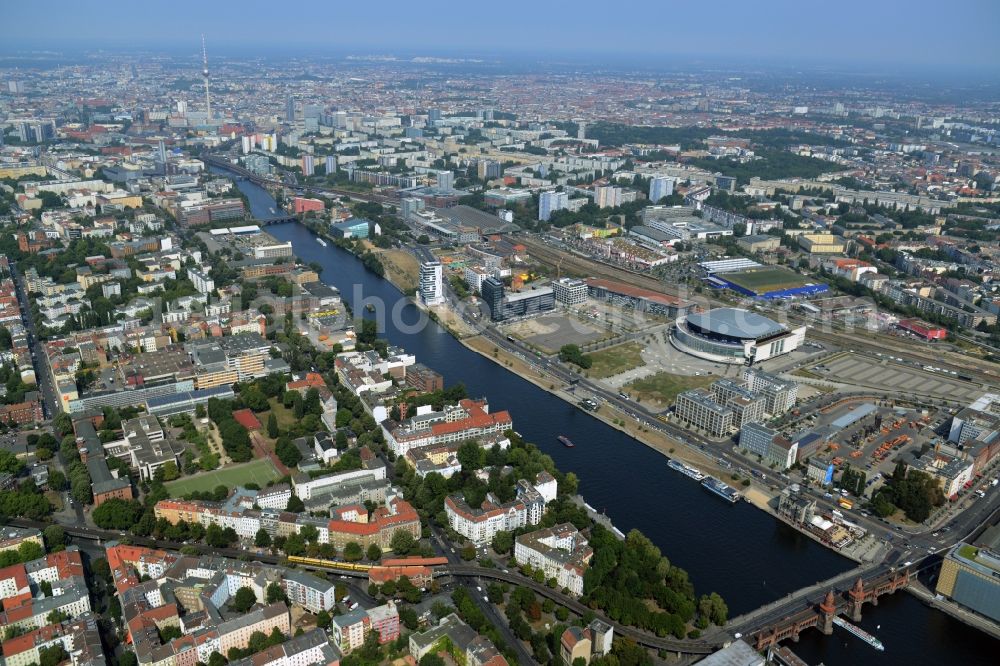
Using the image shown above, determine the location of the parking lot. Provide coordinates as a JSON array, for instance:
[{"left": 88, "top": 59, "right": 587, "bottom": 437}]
[{"left": 805, "top": 352, "right": 983, "bottom": 403}]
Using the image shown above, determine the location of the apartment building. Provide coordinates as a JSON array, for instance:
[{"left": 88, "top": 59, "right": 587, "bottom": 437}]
[
  {"left": 741, "top": 368, "right": 798, "bottom": 415},
  {"left": 674, "top": 389, "right": 734, "bottom": 437},
  {"left": 513, "top": 524, "right": 592, "bottom": 596},
  {"left": 227, "top": 628, "right": 340, "bottom": 666},
  {"left": 711, "top": 378, "right": 766, "bottom": 427},
  {"left": 445, "top": 477, "right": 550, "bottom": 546},
  {"left": 383, "top": 399, "right": 513, "bottom": 456}
]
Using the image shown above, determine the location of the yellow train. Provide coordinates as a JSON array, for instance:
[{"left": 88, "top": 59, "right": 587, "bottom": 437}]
[{"left": 285, "top": 555, "right": 373, "bottom": 572}]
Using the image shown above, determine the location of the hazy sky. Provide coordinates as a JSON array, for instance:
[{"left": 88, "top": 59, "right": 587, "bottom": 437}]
[{"left": 5, "top": 0, "right": 1000, "bottom": 71}]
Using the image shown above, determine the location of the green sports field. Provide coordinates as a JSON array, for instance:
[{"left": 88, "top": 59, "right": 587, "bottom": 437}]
[
  {"left": 721, "top": 267, "right": 812, "bottom": 294},
  {"left": 165, "top": 459, "right": 281, "bottom": 496}
]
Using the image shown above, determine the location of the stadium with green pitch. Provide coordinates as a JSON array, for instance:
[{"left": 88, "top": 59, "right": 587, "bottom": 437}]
[{"left": 708, "top": 266, "right": 828, "bottom": 299}]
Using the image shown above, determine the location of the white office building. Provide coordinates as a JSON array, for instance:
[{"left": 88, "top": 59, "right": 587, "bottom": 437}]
[
  {"left": 419, "top": 261, "right": 444, "bottom": 306},
  {"left": 552, "top": 278, "right": 588, "bottom": 306}
]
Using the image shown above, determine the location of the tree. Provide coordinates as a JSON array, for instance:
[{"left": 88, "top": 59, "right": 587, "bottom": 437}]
[
  {"left": 491, "top": 531, "right": 514, "bottom": 555},
  {"left": 159, "top": 625, "right": 183, "bottom": 642},
  {"left": 232, "top": 587, "right": 257, "bottom": 613},
  {"left": 316, "top": 610, "right": 331, "bottom": 629},
  {"left": 159, "top": 460, "right": 179, "bottom": 482},
  {"left": 0, "top": 450, "right": 24, "bottom": 475},
  {"left": 366, "top": 543, "right": 382, "bottom": 561},
  {"left": 266, "top": 582, "right": 287, "bottom": 605},
  {"left": 558, "top": 344, "right": 592, "bottom": 369},
  {"left": 343, "top": 542, "right": 363, "bottom": 562},
  {"left": 47, "top": 469, "right": 67, "bottom": 491},
  {"left": 275, "top": 437, "right": 302, "bottom": 468},
  {"left": 208, "top": 652, "right": 226, "bottom": 666},
  {"left": 282, "top": 533, "right": 306, "bottom": 557},
  {"left": 255, "top": 529, "right": 272, "bottom": 548},
  {"left": 39, "top": 645, "right": 69, "bottom": 666},
  {"left": 267, "top": 412, "right": 278, "bottom": 438},
  {"left": 242, "top": 386, "right": 269, "bottom": 412},
  {"left": 43, "top": 525, "right": 65, "bottom": 550},
  {"left": 46, "top": 609, "right": 69, "bottom": 624},
  {"left": 389, "top": 530, "right": 415, "bottom": 555},
  {"left": 92, "top": 499, "right": 143, "bottom": 530},
  {"left": 457, "top": 440, "right": 484, "bottom": 471},
  {"left": 419, "top": 655, "right": 446, "bottom": 666},
  {"left": 286, "top": 495, "right": 305, "bottom": 513}
]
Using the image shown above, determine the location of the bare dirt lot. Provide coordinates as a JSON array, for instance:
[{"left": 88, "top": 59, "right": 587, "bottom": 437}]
[{"left": 504, "top": 313, "right": 604, "bottom": 354}]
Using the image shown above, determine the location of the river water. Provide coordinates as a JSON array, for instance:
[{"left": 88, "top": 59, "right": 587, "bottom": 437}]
[{"left": 226, "top": 171, "right": 996, "bottom": 664}]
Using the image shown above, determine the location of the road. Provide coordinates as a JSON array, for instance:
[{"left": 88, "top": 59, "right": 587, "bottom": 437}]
[
  {"left": 438, "top": 280, "right": 1000, "bottom": 569},
  {"left": 9, "top": 261, "right": 59, "bottom": 419},
  {"left": 428, "top": 525, "right": 537, "bottom": 664}
]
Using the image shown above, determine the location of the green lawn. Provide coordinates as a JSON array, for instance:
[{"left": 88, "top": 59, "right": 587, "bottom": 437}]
[
  {"left": 958, "top": 544, "right": 979, "bottom": 561},
  {"left": 623, "top": 371, "right": 714, "bottom": 408},
  {"left": 165, "top": 459, "right": 281, "bottom": 496},
  {"left": 266, "top": 397, "right": 298, "bottom": 429},
  {"left": 587, "top": 342, "right": 647, "bottom": 379}
]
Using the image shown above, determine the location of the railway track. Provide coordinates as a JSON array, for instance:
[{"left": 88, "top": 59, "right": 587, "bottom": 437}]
[
  {"left": 805, "top": 328, "right": 1000, "bottom": 386},
  {"left": 520, "top": 237, "right": 688, "bottom": 297}
]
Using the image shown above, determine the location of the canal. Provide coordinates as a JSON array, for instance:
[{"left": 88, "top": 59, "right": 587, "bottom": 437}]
[{"left": 225, "top": 170, "right": 996, "bottom": 664}]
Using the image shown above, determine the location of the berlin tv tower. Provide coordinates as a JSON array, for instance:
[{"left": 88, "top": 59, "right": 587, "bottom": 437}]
[{"left": 201, "top": 34, "right": 212, "bottom": 120}]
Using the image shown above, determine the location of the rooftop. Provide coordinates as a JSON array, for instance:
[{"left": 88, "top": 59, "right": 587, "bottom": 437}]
[{"left": 685, "top": 308, "right": 786, "bottom": 339}]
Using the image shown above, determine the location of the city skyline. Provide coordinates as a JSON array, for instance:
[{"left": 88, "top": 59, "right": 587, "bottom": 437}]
[{"left": 3, "top": 0, "right": 1000, "bottom": 74}]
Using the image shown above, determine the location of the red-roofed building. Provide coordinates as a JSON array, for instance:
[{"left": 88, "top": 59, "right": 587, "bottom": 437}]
[
  {"left": 384, "top": 398, "right": 512, "bottom": 455},
  {"left": 285, "top": 372, "right": 329, "bottom": 395},
  {"left": 326, "top": 497, "right": 421, "bottom": 551}
]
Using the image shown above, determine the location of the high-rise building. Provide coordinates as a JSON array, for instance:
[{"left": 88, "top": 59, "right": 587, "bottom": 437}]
[
  {"left": 481, "top": 277, "right": 505, "bottom": 321},
  {"left": 286, "top": 95, "right": 295, "bottom": 122},
  {"left": 418, "top": 261, "right": 444, "bottom": 306},
  {"left": 477, "top": 160, "right": 502, "bottom": 180},
  {"left": 538, "top": 190, "right": 569, "bottom": 221},
  {"left": 595, "top": 185, "right": 622, "bottom": 209},
  {"left": 577, "top": 122, "right": 587, "bottom": 140},
  {"left": 301, "top": 154, "right": 315, "bottom": 177},
  {"left": 401, "top": 198, "right": 425, "bottom": 220},
  {"left": 436, "top": 171, "right": 454, "bottom": 190},
  {"left": 649, "top": 176, "right": 674, "bottom": 203},
  {"left": 324, "top": 155, "right": 338, "bottom": 175},
  {"left": 427, "top": 109, "right": 441, "bottom": 122}
]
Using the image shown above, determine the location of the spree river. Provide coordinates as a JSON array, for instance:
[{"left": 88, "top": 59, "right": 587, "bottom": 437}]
[{"left": 226, "top": 170, "right": 996, "bottom": 664}]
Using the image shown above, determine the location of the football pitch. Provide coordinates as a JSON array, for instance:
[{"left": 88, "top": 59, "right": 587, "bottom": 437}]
[
  {"left": 722, "top": 267, "right": 811, "bottom": 294},
  {"left": 165, "top": 459, "right": 281, "bottom": 496}
]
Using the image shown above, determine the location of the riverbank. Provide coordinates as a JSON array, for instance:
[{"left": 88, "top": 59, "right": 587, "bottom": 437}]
[
  {"left": 461, "top": 334, "right": 749, "bottom": 489},
  {"left": 460, "top": 329, "right": 888, "bottom": 565},
  {"left": 359, "top": 240, "right": 421, "bottom": 294}
]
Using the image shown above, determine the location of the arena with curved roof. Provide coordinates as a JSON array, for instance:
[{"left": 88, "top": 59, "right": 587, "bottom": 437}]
[{"left": 671, "top": 307, "right": 806, "bottom": 364}]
